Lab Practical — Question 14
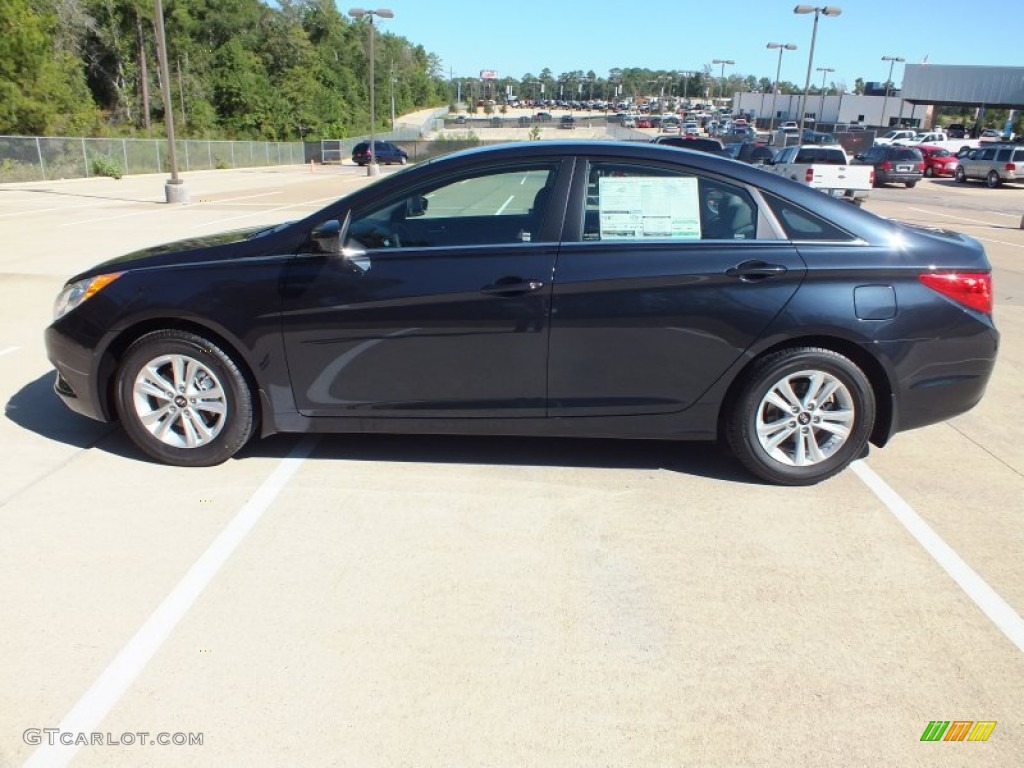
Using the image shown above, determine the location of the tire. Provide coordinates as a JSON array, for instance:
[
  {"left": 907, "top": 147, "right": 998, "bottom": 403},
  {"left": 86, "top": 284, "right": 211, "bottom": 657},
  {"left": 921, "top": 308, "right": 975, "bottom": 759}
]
[
  {"left": 924, "top": 166, "right": 934, "bottom": 178},
  {"left": 399, "top": 156, "right": 407, "bottom": 165},
  {"left": 905, "top": 180, "right": 917, "bottom": 189},
  {"left": 115, "top": 330, "right": 255, "bottom": 467},
  {"left": 955, "top": 166, "right": 967, "bottom": 183},
  {"left": 986, "top": 171, "right": 1001, "bottom": 189},
  {"left": 726, "top": 348, "right": 876, "bottom": 486}
]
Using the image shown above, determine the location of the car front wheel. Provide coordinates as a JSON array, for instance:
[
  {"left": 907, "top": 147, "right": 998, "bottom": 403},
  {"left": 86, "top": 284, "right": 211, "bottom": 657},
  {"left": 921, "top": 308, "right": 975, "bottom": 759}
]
[
  {"left": 924, "top": 166, "right": 934, "bottom": 177},
  {"left": 955, "top": 166, "right": 967, "bottom": 183},
  {"left": 726, "top": 348, "right": 875, "bottom": 485},
  {"left": 115, "top": 330, "right": 255, "bottom": 467}
]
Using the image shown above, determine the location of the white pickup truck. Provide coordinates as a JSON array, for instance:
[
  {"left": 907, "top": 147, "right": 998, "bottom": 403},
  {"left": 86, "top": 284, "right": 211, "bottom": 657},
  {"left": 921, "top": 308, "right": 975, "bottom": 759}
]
[
  {"left": 890, "top": 130, "right": 981, "bottom": 154},
  {"left": 766, "top": 145, "right": 874, "bottom": 204}
]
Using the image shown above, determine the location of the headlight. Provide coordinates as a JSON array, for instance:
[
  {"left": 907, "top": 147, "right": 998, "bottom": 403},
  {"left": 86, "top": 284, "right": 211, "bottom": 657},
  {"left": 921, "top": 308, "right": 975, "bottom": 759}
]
[{"left": 53, "top": 273, "right": 123, "bottom": 320}]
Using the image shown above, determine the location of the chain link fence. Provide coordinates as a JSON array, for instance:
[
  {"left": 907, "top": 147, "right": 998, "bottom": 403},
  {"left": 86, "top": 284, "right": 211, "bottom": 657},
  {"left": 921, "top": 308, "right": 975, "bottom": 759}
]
[{"left": 0, "top": 136, "right": 306, "bottom": 183}]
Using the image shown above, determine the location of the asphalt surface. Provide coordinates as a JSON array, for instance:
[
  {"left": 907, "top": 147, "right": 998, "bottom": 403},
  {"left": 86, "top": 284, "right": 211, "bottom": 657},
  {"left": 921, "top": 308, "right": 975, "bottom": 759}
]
[{"left": 0, "top": 160, "right": 1022, "bottom": 767}]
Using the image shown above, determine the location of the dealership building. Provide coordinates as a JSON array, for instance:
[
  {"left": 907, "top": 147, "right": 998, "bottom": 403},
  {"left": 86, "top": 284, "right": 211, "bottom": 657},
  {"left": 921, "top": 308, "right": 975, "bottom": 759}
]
[{"left": 731, "top": 64, "right": 1024, "bottom": 130}]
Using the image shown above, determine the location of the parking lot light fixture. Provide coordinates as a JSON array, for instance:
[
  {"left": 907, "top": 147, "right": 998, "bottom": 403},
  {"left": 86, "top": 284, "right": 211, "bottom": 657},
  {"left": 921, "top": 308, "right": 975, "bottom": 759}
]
[
  {"left": 712, "top": 59, "right": 735, "bottom": 108},
  {"left": 348, "top": 8, "right": 394, "bottom": 177},
  {"left": 881, "top": 55, "right": 905, "bottom": 129},
  {"left": 794, "top": 5, "right": 841, "bottom": 134},
  {"left": 766, "top": 43, "right": 797, "bottom": 133}
]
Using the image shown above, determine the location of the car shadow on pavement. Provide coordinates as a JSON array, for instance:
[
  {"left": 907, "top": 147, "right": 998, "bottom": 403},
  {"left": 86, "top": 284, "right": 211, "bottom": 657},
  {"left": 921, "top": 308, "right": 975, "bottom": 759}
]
[
  {"left": 6, "top": 373, "right": 126, "bottom": 453},
  {"left": 8, "top": 373, "right": 756, "bottom": 482},
  {"left": 267, "top": 433, "right": 757, "bottom": 484}
]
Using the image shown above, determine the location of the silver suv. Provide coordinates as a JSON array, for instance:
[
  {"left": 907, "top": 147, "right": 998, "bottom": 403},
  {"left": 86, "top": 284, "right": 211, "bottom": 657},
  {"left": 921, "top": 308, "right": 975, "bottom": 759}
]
[{"left": 954, "top": 143, "right": 1024, "bottom": 187}]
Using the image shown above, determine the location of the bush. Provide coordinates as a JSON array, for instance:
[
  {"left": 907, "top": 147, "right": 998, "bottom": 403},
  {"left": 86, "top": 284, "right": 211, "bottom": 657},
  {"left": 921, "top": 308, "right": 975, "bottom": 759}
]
[{"left": 90, "top": 155, "right": 122, "bottom": 179}]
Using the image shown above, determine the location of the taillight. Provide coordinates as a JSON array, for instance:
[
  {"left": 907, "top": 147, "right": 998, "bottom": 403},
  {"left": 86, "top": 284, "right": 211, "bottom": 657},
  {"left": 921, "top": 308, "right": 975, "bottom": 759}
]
[
  {"left": 919, "top": 272, "right": 993, "bottom": 314},
  {"left": 1006, "top": 163, "right": 1016, "bottom": 172},
  {"left": 805, "top": 168, "right": 814, "bottom": 182},
  {"left": 880, "top": 161, "right": 892, "bottom": 170},
  {"left": 917, "top": 163, "right": 925, "bottom": 171},
  {"left": 869, "top": 170, "right": 875, "bottom": 186}
]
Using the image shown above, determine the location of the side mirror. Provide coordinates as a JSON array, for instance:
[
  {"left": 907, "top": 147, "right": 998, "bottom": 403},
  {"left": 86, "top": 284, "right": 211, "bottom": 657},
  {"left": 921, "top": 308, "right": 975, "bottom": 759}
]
[
  {"left": 310, "top": 219, "right": 342, "bottom": 254},
  {"left": 406, "top": 195, "right": 429, "bottom": 217},
  {"left": 854, "top": 154, "right": 864, "bottom": 161}
]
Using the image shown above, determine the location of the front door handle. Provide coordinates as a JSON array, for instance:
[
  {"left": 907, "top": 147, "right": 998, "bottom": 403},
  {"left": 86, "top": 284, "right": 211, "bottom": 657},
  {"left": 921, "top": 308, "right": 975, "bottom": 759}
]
[
  {"left": 726, "top": 260, "right": 788, "bottom": 281},
  {"left": 480, "top": 277, "right": 545, "bottom": 297}
]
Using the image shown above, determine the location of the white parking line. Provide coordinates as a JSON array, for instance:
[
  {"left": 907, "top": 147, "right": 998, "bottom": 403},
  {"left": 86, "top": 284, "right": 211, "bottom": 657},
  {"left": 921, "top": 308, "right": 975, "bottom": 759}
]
[
  {"left": 23, "top": 436, "right": 319, "bottom": 768},
  {"left": 495, "top": 195, "right": 515, "bottom": 215},
  {"left": 57, "top": 191, "right": 283, "bottom": 228},
  {"left": 192, "top": 196, "right": 341, "bottom": 228},
  {"left": 851, "top": 460, "right": 1024, "bottom": 654},
  {"left": 0, "top": 346, "right": 20, "bottom": 358}
]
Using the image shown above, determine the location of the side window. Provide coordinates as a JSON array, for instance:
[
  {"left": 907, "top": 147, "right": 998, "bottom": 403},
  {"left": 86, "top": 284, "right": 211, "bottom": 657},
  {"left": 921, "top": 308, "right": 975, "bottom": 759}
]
[
  {"left": 762, "top": 193, "right": 855, "bottom": 242},
  {"left": 996, "top": 148, "right": 1012, "bottom": 162},
  {"left": 346, "top": 164, "right": 559, "bottom": 250},
  {"left": 979, "top": 148, "right": 996, "bottom": 161},
  {"left": 582, "top": 161, "right": 758, "bottom": 242},
  {"left": 1014, "top": 149, "right": 1024, "bottom": 163}
]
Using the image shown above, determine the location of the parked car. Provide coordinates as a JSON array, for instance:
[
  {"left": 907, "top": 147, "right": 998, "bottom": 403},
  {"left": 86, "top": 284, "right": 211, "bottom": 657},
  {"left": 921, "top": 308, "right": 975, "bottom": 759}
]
[
  {"left": 621, "top": 115, "right": 636, "bottom": 129},
  {"left": 954, "top": 143, "right": 1024, "bottom": 187},
  {"left": 852, "top": 145, "right": 924, "bottom": 188},
  {"left": 946, "top": 123, "right": 968, "bottom": 139},
  {"left": 635, "top": 117, "right": 651, "bottom": 128},
  {"left": 560, "top": 115, "right": 576, "bottom": 130},
  {"left": 731, "top": 141, "right": 777, "bottom": 165},
  {"left": 453, "top": 114, "right": 467, "bottom": 125},
  {"left": 650, "top": 136, "right": 729, "bottom": 156},
  {"left": 916, "top": 145, "right": 959, "bottom": 178},
  {"left": 351, "top": 141, "right": 408, "bottom": 166},
  {"left": 873, "top": 129, "right": 918, "bottom": 146},
  {"left": 45, "top": 140, "right": 998, "bottom": 485}
]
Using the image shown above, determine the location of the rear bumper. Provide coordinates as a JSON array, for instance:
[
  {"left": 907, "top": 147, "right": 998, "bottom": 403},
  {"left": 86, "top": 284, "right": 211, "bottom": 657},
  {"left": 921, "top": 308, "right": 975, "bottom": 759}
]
[{"left": 877, "top": 171, "right": 923, "bottom": 184}]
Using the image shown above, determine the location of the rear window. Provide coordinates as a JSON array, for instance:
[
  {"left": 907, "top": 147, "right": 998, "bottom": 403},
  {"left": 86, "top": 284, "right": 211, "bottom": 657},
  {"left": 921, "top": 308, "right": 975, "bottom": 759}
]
[
  {"left": 996, "top": 148, "right": 1012, "bottom": 161},
  {"left": 891, "top": 148, "right": 922, "bottom": 161}
]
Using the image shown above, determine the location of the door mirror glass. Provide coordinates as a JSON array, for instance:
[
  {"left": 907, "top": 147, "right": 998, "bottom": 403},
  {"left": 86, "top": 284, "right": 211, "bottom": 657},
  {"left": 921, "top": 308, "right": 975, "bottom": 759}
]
[
  {"left": 310, "top": 219, "right": 342, "bottom": 254},
  {"left": 406, "top": 195, "right": 429, "bottom": 217}
]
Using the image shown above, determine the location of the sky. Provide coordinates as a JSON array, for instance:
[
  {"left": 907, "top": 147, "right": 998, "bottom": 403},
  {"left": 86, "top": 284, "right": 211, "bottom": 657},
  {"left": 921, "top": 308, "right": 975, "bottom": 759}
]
[{"left": 348, "top": 0, "right": 1022, "bottom": 90}]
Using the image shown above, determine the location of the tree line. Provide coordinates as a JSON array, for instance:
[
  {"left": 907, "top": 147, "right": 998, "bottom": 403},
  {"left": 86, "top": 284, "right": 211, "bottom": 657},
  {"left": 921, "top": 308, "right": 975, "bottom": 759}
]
[{"left": 0, "top": 0, "right": 448, "bottom": 140}]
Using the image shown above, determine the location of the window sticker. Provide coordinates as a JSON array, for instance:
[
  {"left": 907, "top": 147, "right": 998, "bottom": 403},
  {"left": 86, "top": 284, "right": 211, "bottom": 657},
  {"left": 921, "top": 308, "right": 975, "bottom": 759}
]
[{"left": 598, "top": 176, "right": 701, "bottom": 240}]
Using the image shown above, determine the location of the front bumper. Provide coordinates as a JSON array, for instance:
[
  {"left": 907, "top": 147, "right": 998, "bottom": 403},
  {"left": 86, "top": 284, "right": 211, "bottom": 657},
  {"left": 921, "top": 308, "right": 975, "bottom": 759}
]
[{"left": 44, "top": 324, "right": 113, "bottom": 423}]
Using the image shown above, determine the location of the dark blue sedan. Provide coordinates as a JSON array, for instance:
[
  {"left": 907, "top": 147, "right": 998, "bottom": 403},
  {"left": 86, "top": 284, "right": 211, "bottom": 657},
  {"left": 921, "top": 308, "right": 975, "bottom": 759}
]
[{"left": 45, "top": 141, "right": 998, "bottom": 484}]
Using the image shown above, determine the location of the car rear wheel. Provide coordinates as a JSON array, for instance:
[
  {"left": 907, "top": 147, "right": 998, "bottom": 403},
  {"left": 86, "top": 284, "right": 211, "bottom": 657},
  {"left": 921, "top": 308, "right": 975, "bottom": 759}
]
[
  {"left": 905, "top": 180, "right": 917, "bottom": 189},
  {"left": 955, "top": 166, "right": 967, "bottom": 183},
  {"left": 115, "top": 330, "right": 255, "bottom": 467},
  {"left": 726, "top": 348, "right": 875, "bottom": 486},
  {"left": 399, "top": 156, "right": 407, "bottom": 165},
  {"left": 924, "top": 166, "right": 934, "bottom": 178},
  {"left": 986, "top": 171, "right": 1001, "bottom": 188}
]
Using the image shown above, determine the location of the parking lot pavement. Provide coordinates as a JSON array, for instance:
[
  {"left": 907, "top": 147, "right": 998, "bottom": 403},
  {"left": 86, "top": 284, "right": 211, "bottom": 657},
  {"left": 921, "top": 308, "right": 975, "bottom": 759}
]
[{"left": 1, "top": 171, "right": 1022, "bottom": 766}]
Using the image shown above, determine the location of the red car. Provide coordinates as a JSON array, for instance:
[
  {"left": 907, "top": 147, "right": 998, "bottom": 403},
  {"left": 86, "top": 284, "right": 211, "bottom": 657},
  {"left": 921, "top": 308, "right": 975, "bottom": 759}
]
[
  {"left": 635, "top": 117, "right": 651, "bottom": 128},
  {"left": 917, "top": 144, "right": 959, "bottom": 178}
]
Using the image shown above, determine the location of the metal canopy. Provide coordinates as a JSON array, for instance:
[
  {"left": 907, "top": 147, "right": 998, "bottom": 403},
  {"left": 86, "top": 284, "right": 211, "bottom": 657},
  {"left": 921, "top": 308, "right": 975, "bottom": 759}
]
[{"left": 901, "top": 64, "right": 1024, "bottom": 108}]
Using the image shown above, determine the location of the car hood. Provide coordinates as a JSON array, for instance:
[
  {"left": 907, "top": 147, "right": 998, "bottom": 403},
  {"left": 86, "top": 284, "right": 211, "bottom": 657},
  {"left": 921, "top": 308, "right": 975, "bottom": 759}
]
[{"left": 73, "top": 224, "right": 290, "bottom": 281}]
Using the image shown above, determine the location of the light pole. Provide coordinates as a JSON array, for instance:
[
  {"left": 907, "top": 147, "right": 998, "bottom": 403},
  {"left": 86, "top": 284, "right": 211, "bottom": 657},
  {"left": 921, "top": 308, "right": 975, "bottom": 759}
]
[
  {"left": 712, "top": 59, "right": 734, "bottom": 108},
  {"left": 766, "top": 43, "right": 796, "bottom": 134},
  {"left": 348, "top": 7, "right": 393, "bottom": 177},
  {"left": 678, "top": 71, "right": 693, "bottom": 107},
  {"left": 794, "top": 5, "right": 841, "bottom": 134},
  {"left": 816, "top": 66, "right": 834, "bottom": 127},
  {"left": 880, "top": 55, "right": 905, "bottom": 130},
  {"left": 153, "top": 0, "right": 187, "bottom": 202}
]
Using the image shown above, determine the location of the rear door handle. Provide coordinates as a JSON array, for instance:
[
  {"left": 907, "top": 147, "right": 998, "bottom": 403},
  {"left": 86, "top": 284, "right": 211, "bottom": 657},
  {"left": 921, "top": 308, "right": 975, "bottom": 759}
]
[
  {"left": 726, "top": 260, "right": 788, "bottom": 281},
  {"left": 480, "top": 277, "right": 545, "bottom": 296}
]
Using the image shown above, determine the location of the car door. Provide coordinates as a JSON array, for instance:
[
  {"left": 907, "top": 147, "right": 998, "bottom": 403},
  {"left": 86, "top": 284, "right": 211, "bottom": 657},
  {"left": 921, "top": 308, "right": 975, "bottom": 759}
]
[
  {"left": 546, "top": 157, "right": 806, "bottom": 417},
  {"left": 281, "top": 160, "right": 567, "bottom": 418}
]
